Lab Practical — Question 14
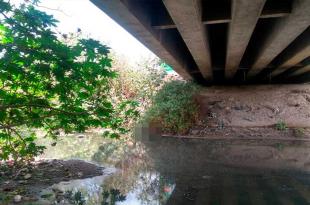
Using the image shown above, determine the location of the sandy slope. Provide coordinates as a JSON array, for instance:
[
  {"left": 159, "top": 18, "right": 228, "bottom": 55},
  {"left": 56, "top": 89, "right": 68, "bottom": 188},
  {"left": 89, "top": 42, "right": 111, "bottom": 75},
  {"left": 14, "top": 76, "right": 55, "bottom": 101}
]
[{"left": 197, "top": 84, "right": 310, "bottom": 128}]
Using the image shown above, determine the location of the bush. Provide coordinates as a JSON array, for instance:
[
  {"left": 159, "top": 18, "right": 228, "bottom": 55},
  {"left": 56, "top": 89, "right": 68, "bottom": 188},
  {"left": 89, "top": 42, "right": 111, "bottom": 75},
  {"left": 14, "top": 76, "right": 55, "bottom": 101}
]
[
  {"left": 275, "top": 120, "right": 287, "bottom": 131},
  {"left": 293, "top": 128, "right": 305, "bottom": 138},
  {"left": 109, "top": 57, "right": 165, "bottom": 111},
  {"left": 108, "top": 57, "right": 166, "bottom": 133},
  {"left": 144, "top": 80, "right": 201, "bottom": 134}
]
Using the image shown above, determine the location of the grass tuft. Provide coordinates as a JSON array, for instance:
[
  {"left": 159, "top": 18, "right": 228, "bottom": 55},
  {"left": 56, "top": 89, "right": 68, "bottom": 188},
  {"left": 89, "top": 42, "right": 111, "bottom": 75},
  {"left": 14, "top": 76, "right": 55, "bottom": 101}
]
[{"left": 275, "top": 120, "right": 287, "bottom": 131}]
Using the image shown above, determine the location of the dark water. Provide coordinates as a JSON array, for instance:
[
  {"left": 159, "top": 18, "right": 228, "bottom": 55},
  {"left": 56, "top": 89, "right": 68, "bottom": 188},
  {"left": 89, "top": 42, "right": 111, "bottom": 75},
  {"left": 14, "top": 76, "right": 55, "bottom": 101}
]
[{"left": 37, "top": 133, "right": 310, "bottom": 205}]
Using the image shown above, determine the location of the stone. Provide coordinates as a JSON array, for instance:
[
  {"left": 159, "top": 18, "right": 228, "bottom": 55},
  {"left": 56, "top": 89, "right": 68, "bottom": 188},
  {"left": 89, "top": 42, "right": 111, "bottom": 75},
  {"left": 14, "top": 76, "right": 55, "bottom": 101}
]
[
  {"left": 4, "top": 181, "right": 10, "bottom": 184},
  {"left": 191, "top": 129, "right": 200, "bottom": 135},
  {"left": 19, "top": 168, "right": 28, "bottom": 173},
  {"left": 243, "top": 117, "right": 254, "bottom": 122},
  {"left": 23, "top": 196, "right": 37, "bottom": 201},
  {"left": 14, "top": 195, "right": 22, "bottom": 203},
  {"left": 202, "top": 175, "right": 212, "bottom": 179},
  {"left": 126, "top": 141, "right": 134, "bottom": 147},
  {"left": 18, "top": 180, "right": 27, "bottom": 184},
  {"left": 24, "top": 173, "right": 32, "bottom": 180}
]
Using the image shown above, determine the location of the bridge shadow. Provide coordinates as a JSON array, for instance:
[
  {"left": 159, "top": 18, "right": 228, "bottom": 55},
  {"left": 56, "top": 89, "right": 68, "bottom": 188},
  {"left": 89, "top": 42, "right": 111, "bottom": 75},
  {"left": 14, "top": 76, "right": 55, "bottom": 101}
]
[{"left": 132, "top": 126, "right": 310, "bottom": 205}]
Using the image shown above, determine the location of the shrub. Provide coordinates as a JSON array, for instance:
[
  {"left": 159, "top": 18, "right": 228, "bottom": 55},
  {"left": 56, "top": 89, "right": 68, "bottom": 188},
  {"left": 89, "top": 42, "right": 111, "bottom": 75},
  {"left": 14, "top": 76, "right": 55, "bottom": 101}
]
[
  {"left": 144, "top": 80, "right": 201, "bottom": 134},
  {"left": 275, "top": 120, "right": 287, "bottom": 131},
  {"left": 108, "top": 56, "right": 166, "bottom": 134},
  {"left": 293, "top": 128, "right": 305, "bottom": 138},
  {"left": 109, "top": 57, "right": 165, "bottom": 112}
]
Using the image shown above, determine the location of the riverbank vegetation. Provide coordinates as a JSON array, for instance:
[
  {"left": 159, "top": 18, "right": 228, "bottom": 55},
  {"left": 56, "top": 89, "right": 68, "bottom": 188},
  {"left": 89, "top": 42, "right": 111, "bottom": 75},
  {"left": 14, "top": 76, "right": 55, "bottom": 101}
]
[
  {"left": 144, "top": 81, "right": 201, "bottom": 134},
  {"left": 0, "top": 0, "right": 201, "bottom": 165},
  {"left": 0, "top": 0, "right": 138, "bottom": 164}
]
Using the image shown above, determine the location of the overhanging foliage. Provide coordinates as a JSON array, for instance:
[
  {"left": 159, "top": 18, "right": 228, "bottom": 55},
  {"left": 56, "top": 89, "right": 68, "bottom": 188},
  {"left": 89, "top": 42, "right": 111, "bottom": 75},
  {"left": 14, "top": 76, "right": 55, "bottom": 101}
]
[{"left": 0, "top": 0, "right": 138, "bottom": 162}]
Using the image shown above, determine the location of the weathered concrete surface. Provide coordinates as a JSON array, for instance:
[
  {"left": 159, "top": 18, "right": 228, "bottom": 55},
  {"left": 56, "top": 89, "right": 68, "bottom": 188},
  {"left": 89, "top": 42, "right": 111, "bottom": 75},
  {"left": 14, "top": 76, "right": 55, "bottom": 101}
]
[
  {"left": 153, "top": 8, "right": 291, "bottom": 30},
  {"left": 248, "top": 0, "right": 310, "bottom": 77},
  {"left": 91, "top": 0, "right": 310, "bottom": 84},
  {"left": 289, "top": 65, "right": 310, "bottom": 77},
  {"left": 225, "top": 0, "right": 266, "bottom": 79},
  {"left": 163, "top": 0, "right": 213, "bottom": 81},
  {"left": 271, "top": 28, "right": 310, "bottom": 77},
  {"left": 91, "top": 0, "right": 192, "bottom": 80}
]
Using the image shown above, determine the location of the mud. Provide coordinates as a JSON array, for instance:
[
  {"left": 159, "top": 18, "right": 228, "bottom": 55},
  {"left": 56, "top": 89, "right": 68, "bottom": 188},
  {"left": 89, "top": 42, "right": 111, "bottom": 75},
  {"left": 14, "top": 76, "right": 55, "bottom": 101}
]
[{"left": 0, "top": 160, "right": 105, "bottom": 204}]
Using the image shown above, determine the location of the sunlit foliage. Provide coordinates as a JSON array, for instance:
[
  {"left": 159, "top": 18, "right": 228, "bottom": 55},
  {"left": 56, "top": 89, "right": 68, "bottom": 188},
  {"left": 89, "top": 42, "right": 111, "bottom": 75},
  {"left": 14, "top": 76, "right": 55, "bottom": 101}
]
[{"left": 0, "top": 1, "right": 137, "bottom": 163}]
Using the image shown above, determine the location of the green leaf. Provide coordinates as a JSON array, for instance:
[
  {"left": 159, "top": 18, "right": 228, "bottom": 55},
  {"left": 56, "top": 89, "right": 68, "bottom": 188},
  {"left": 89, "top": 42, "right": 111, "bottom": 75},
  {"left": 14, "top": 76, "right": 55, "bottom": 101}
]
[{"left": 0, "top": 1, "right": 131, "bottom": 163}]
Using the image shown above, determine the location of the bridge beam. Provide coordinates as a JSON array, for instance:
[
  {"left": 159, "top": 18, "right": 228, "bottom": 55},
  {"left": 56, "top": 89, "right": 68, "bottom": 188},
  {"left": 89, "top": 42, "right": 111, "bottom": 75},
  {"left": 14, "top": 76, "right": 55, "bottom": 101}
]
[
  {"left": 247, "top": 0, "right": 310, "bottom": 78},
  {"left": 152, "top": 4, "right": 292, "bottom": 30},
  {"left": 270, "top": 28, "right": 310, "bottom": 77},
  {"left": 90, "top": 0, "right": 192, "bottom": 80},
  {"left": 225, "top": 0, "right": 265, "bottom": 79},
  {"left": 287, "top": 65, "right": 310, "bottom": 77},
  {"left": 162, "top": 0, "right": 213, "bottom": 81}
]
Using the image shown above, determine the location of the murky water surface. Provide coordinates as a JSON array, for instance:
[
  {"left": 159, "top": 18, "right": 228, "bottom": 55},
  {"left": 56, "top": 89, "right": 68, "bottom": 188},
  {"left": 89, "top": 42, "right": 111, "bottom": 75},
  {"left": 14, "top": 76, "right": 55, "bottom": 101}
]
[{"left": 36, "top": 132, "right": 310, "bottom": 205}]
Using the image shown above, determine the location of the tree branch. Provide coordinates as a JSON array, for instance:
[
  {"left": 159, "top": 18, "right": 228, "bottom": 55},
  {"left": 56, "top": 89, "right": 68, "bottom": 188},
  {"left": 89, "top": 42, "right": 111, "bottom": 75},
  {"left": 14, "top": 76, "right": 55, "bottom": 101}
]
[
  {"left": 0, "top": 103, "right": 89, "bottom": 115},
  {"left": 35, "top": 4, "right": 70, "bottom": 17}
]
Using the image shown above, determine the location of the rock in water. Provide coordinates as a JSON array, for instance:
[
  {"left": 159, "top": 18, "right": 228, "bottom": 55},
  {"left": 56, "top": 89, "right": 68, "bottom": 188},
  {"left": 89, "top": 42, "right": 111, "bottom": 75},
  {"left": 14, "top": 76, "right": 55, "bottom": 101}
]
[
  {"left": 14, "top": 195, "right": 22, "bottom": 203},
  {"left": 24, "top": 173, "right": 32, "bottom": 180}
]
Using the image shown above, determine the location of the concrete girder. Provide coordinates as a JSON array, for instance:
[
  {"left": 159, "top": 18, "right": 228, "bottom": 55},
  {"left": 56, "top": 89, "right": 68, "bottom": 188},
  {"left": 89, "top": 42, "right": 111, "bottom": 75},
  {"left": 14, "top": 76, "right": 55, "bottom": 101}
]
[
  {"left": 288, "top": 65, "right": 310, "bottom": 77},
  {"left": 162, "top": 0, "right": 213, "bottom": 81},
  {"left": 90, "top": 0, "right": 192, "bottom": 80},
  {"left": 247, "top": 0, "right": 310, "bottom": 78},
  {"left": 152, "top": 5, "right": 291, "bottom": 30},
  {"left": 270, "top": 28, "right": 310, "bottom": 77},
  {"left": 225, "top": 0, "right": 266, "bottom": 79}
]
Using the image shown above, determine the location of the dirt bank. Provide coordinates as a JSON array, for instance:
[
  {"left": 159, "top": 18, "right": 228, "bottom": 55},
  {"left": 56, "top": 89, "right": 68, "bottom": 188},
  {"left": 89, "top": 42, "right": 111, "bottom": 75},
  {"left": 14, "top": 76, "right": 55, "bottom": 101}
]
[
  {"left": 197, "top": 84, "right": 310, "bottom": 128},
  {"left": 141, "top": 84, "right": 310, "bottom": 173}
]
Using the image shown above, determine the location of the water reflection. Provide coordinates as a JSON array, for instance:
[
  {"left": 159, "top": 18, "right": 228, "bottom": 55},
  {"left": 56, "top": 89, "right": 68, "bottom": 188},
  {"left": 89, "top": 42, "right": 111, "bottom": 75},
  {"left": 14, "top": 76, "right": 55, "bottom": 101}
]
[
  {"left": 38, "top": 171, "right": 176, "bottom": 205},
  {"left": 101, "top": 188, "right": 126, "bottom": 205},
  {"left": 37, "top": 133, "right": 310, "bottom": 205}
]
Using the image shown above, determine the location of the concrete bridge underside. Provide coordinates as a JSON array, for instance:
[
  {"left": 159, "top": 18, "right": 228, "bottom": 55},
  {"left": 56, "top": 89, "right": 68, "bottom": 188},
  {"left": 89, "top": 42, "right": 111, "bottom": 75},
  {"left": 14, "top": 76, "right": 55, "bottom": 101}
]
[{"left": 91, "top": 0, "right": 310, "bottom": 85}]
